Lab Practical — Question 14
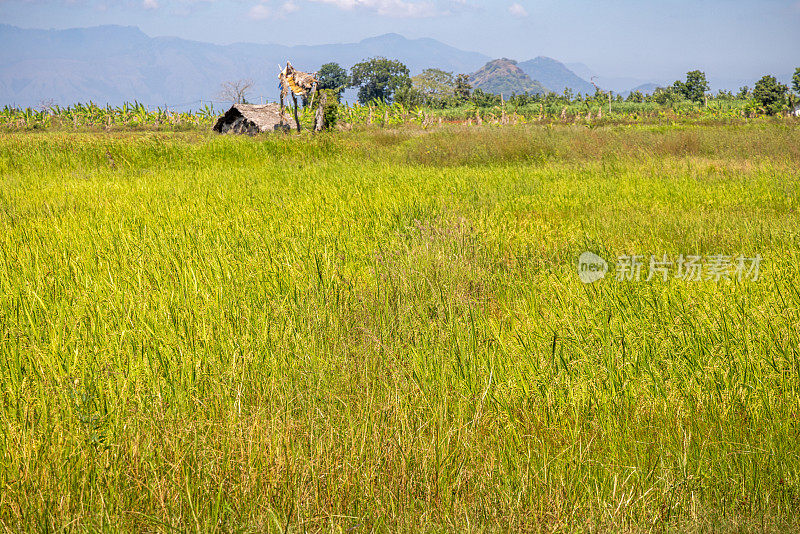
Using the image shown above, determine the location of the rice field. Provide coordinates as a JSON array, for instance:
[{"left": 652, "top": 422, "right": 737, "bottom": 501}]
[{"left": 1, "top": 121, "right": 799, "bottom": 532}]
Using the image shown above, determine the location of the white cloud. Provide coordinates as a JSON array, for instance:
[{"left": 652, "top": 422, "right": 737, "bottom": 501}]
[
  {"left": 248, "top": 3, "right": 271, "bottom": 18},
  {"left": 247, "top": 0, "right": 301, "bottom": 19},
  {"left": 508, "top": 2, "right": 527, "bottom": 17},
  {"left": 308, "top": 0, "right": 438, "bottom": 18},
  {"left": 280, "top": 1, "right": 299, "bottom": 13},
  {"left": 143, "top": 0, "right": 159, "bottom": 9}
]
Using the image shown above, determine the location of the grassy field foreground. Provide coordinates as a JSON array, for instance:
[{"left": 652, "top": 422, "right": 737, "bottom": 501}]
[{"left": 1, "top": 123, "right": 800, "bottom": 531}]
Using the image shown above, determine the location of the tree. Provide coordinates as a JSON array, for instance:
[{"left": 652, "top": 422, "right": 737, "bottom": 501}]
[
  {"left": 652, "top": 87, "right": 680, "bottom": 105},
  {"left": 394, "top": 86, "right": 425, "bottom": 107},
  {"left": 412, "top": 69, "right": 455, "bottom": 100},
  {"left": 737, "top": 86, "right": 751, "bottom": 99},
  {"left": 317, "top": 63, "right": 348, "bottom": 101},
  {"left": 753, "top": 75, "right": 788, "bottom": 115},
  {"left": 470, "top": 88, "right": 500, "bottom": 107},
  {"left": 318, "top": 88, "right": 340, "bottom": 129},
  {"left": 349, "top": 57, "right": 411, "bottom": 104},
  {"left": 715, "top": 89, "right": 734, "bottom": 101},
  {"left": 793, "top": 67, "right": 800, "bottom": 95},
  {"left": 672, "top": 70, "right": 709, "bottom": 103},
  {"left": 791, "top": 67, "right": 800, "bottom": 110},
  {"left": 217, "top": 79, "right": 254, "bottom": 104},
  {"left": 454, "top": 74, "right": 472, "bottom": 102},
  {"left": 626, "top": 90, "right": 644, "bottom": 103}
]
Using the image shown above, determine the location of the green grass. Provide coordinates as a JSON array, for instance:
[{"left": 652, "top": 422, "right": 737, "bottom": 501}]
[{"left": 1, "top": 122, "right": 800, "bottom": 532}]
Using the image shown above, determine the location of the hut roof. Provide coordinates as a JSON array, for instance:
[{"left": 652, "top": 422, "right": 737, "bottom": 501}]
[{"left": 212, "top": 103, "right": 296, "bottom": 134}]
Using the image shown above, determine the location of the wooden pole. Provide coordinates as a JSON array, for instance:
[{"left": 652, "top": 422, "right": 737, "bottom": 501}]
[
  {"left": 314, "top": 90, "right": 326, "bottom": 132},
  {"left": 291, "top": 92, "right": 301, "bottom": 132},
  {"left": 308, "top": 83, "right": 317, "bottom": 114},
  {"left": 281, "top": 92, "right": 285, "bottom": 126}
]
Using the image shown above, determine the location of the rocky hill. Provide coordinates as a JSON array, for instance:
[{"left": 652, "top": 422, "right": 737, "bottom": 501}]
[
  {"left": 469, "top": 58, "right": 547, "bottom": 96},
  {"left": 517, "top": 56, "right": 595, "bottom": 95}
]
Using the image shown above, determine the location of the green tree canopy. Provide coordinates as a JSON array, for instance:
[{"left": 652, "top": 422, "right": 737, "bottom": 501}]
[
  {"left": 792, "top": 67, "right": 800, "bottom": 96},
  {"left": 626, "top": 90, "right": 644, "bottom": 103},
  {"left": 317, "top": 63, "right": 349, "bottom": 98},
  {"left": 412, "top": 68, "right": 455, "bottom": 100},
  {"left": 737, "top": 86, "right": 750, "bottom": 99},
  {"left": 470, "top": 88, "right": 500, "bottom": 107},
  {"left": 349, "top": 57, "right": 411, "bottom": 104},
  {"left": 651, "top": 87, "right": 680, "bottom": 105},
  {"left": 672, "top": 70, "right": 709, "bottom": 103},
  {"left": 394, "top": 86, "right": 425, "bottom": 108},
  {"left": 454, "top": 74, "right": 472, "bottom": 102},
  {"left": 753, "top": 75, "right": 788, "bottom": 115}
]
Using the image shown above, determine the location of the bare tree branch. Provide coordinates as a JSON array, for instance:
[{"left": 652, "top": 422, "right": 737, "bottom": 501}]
[{"left": 217, "top": 79, "right": 254, "bottom": 104}]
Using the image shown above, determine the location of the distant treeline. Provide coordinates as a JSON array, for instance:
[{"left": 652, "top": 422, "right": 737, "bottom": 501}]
[{"left": 312, "top": 59, "right": 800, "bottom": 117}]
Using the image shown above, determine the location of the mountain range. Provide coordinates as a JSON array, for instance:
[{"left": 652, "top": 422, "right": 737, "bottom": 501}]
[{"left": 0, "top": 24, "right": 649, "bottom": 109}]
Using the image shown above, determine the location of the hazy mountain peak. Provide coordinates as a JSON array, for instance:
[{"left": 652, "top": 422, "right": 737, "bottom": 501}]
[
  {"left": 0, "top": 25, "right": 490, "bottom": 107},
  {"left": 517, "top": 56, "right": 595, "bottom": 94},
  {"left": 360, "top": 33, "right": 407, "bottom": 44}
]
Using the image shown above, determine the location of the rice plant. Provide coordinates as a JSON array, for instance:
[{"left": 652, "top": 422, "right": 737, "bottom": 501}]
[{"left": 1, "top": 122, "right": 799, "bottom": 531}]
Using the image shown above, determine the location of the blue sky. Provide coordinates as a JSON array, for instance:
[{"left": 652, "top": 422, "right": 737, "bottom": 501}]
[{"left": 2, "top": 0, "right": 798, "bottom": 83}]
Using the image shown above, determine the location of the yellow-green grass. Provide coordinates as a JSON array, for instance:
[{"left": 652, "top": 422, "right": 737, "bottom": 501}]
[{"left": 1, "top": 123, "right": 799, "bottom": 532}]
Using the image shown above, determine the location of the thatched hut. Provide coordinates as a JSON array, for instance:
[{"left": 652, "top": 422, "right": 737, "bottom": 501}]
[{"left": 213, "top": 103, "right": 296, "bottom": 134}]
